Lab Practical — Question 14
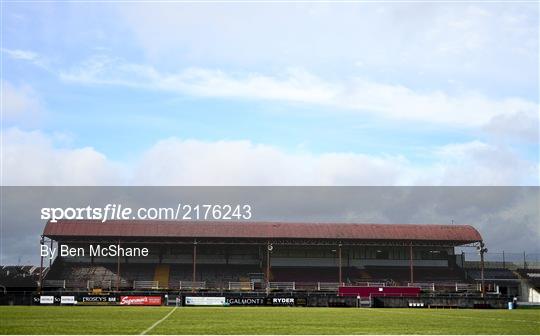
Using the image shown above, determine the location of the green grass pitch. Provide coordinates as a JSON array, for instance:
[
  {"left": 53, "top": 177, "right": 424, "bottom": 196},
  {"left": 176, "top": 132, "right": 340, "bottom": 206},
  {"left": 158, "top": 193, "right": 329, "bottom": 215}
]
[{"left": 0, "top": 306, "right": 539, "bottom": 335}]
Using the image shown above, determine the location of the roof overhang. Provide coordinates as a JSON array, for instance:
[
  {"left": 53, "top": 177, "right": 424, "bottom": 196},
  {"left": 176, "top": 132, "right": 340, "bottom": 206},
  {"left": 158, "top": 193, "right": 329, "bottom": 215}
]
[{"left": 43, "top": 220, "right": 482, "bottom": 246}]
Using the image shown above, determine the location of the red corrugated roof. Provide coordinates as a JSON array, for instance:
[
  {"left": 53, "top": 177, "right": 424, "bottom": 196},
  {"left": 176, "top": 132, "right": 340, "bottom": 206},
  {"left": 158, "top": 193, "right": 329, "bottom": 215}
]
[{"left": 43, "top": 220, "right": 482, "bottom": 243}]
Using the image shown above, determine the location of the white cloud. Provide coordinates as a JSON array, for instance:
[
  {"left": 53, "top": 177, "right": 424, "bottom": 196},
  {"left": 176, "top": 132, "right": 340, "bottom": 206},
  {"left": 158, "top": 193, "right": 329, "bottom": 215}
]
[
  {"left": 483, "top": 111, "right": 539, "bottom": 143},
  {"left": 59, "top": 56, "right": 539, "bottom": 131},
  {"left": 134, "top": 138, "right": 537, "bottom": 186},
  {"left": 2, "top": 81, "right": 43, "bottom": 123},
  {"left": 132, "top": 138, "right": 406, "bottom": 186},
  {"left": 2, "top": 48, "right": 48, "bottom": 68},
  {"left": 3, "top": 128, "right": 535, "bottom": 186},
  {"left": 2, "top": 48, "right": 39, "bottom": 61},
  {"left": 116, "top": 3, "right": 538, "bottom": 86},
  {"left": 413, "top": 141, "right": 538, "bottom": 185},
  {"left": 1, "top": 128, "right": 123, "bottom": 185}
]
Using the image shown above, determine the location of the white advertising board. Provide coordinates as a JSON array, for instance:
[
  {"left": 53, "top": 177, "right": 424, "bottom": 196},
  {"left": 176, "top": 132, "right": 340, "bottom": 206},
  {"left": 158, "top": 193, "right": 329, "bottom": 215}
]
[
  {"left": 185, "top": 296, "right": 225, "bottom": 306},
  {"left": 40, "top": 296, "right": 54, "bottom": 304},
  {"left": 61, "top": 296, "right": 76, "bottom": 304}
]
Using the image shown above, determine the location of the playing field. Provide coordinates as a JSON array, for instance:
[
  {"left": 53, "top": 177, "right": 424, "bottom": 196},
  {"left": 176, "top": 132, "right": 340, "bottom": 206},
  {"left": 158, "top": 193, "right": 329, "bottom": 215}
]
[{"left": 0, "top": 306, "right": 539, "bottom": 335}]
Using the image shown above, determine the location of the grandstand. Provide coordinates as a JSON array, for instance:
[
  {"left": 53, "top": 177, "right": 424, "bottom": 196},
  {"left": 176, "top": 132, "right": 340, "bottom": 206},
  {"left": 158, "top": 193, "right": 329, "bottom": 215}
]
[
  {"left": 516, "top": 268, "right": 540, "bottom": 302},
  {"left": 2, "top": 220, "right": 537, "bottom": 307},
  {"left": 39, "top": 220, "right": 485, "bottom": 293}
]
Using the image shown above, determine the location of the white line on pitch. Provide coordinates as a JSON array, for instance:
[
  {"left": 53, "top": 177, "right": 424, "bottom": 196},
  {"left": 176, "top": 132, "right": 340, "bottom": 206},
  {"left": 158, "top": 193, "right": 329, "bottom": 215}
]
[{"left": 140, "top": 306, "right": 178, "bottom": 335}]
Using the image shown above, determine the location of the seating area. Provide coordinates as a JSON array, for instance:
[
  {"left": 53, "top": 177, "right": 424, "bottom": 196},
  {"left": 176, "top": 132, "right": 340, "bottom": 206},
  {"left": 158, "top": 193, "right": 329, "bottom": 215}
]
[
  {"left": 169, "top": 264, "right": 262, "bottom": 288},
  {"left": 465, "top": 268, "right": 519, "bottom": 281},
  {"left": 45, "top": 261, "right": 263, "bottom": 289},
  {"left": 271, "top": 266, "right": 369, "bottom": 283},
  {"left": 271, "top": 267, "right": 340, "bottom": 282},
  {"left": 0, "top": 265, "right": 45, "bottom": 289},
  {"left": 361, "top": 266, "right": 467, "bottom": 284},
  {"left": 44, "top": 262, "right": 476, "bottom": 290}
]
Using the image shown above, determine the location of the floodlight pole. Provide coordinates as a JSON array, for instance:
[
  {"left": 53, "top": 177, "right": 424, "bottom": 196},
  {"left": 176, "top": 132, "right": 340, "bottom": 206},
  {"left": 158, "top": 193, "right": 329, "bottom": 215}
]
[{"left": 479, "top": 241, "right": 487, "bottom": 299}]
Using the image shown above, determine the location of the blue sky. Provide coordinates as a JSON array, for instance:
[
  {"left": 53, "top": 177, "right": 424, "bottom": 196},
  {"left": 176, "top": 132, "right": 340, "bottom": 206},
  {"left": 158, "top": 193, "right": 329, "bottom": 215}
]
[{"left": 2, "top": 2, "right": 539, "bottom": 185}]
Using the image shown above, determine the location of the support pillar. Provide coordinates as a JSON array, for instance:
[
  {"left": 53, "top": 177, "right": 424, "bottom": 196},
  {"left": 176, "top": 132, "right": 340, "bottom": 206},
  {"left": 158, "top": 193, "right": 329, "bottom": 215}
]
[
  {"left": 266, "top": 242, "right": 272, "bottom": 295},
  {"left": 338, "top": 243, "right": 342, "bottom": 285},
  {"left": 479, "top": 241, "right": 487, "bottom": 299},
  {"left": 49, "top": 239, "right": 53, "bottom": 268},
  {"left": 192, "top": 239, "right": 197, "bottom": 292},
  {"left": 39, "top": 236, "right": 44, "bottom": 293},
  {"left": 116, "top": 240, "right": 121, "bottom": 291},
  {"left": 409, "top": 243, "right": 414, "bottom": 285}
]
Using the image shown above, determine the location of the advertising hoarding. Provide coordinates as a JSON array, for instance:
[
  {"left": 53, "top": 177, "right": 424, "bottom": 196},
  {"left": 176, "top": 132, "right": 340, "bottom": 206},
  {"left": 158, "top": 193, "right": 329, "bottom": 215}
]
[
  {"left": 60, "top": 296, "right": 76, "bottom": 304},
  {"left": 120, "top": 296, "right": 162, "bottom": 306},
  {"left": 185, "top": 296, "right": 226, "bottom": 306},
  {"left": 39, "top": 296, "right": 54, "bottom": 304}
]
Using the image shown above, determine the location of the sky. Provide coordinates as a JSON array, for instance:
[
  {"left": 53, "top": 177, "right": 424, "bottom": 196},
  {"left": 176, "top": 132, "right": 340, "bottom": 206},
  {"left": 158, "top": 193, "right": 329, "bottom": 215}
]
[{"left": 1, "top": 2, "right": 539, "bottom": 185}]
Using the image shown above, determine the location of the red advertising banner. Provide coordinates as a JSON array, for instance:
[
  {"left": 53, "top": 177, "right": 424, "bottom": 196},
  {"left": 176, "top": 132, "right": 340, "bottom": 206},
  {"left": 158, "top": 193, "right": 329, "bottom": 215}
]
[{"left": 120, "top": 296, "right": 162, "bottom": 306}]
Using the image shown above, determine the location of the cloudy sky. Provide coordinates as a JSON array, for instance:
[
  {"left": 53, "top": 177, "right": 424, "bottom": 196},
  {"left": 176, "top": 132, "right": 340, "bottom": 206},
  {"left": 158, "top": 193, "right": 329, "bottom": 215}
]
[{"left": 2, "top": 2, "right": 539, "bottom": 185}]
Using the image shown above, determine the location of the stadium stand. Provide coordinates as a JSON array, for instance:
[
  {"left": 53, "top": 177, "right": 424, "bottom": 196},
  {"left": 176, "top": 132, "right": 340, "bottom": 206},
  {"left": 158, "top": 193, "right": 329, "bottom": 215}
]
[
  {"left": 516, "top": 269, "right": 540, "bottom": 289},
  {"left": 0, "top": 266, "right": 44, "bottom": 290},
  {"left": 36, "top": 220, "right": 489, "bottom": 294}
]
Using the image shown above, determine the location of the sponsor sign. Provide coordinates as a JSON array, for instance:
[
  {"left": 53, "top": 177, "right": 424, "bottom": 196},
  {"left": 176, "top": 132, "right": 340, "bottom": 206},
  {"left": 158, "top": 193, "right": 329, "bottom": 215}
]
[
  {"left": 226, "top": 297, "right": 265, "bottom": 306},
  {"left": 79, "top": 295, "right": 118, "bottom": 305},
  {"left": 40, "top": 296, "right": 54, "bottom": 304},
  {"left": 185, "top": 296, "right": 226, "bottom": 306},
  {"left": 120, "top": 296, "right": 162, "bottom": 306},
  {"left": 61, "top": 296, "right": 76, "bottom": 304},
  {"left": 270, "top": 297, "right": 295, "bottom": 306}
]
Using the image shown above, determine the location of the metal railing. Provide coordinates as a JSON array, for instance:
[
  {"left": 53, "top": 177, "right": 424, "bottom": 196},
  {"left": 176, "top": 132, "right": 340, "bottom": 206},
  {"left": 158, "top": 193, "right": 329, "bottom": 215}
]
[
  {"left": 354, "top": 281, "right": 386, "bottom": 287},
  {"left": 408, "top": 282, "right": 435, "bottom": 291},
  {"left": 42, "top": 279, "right": 66, "bottom": 288},
  {"left": 317, "top": 282, "right": 340, "bottom": 291},
  {"left": 269, "top": 282, "right": 295, "bottom": 290},
  {"left": 87, "top": 280, "right": 112, "bottom": 290},
  {"left": 407, "top": 282, "right": 481, "bottom": 292},
  {"left": 455, "top": 283, "right": 481, "bottom": 292},
  {"left": 294, "top": 282, "right": 318, "bottom": 291},
  {"left": 228, "top": 281, "right": 254, "bottom": 291},
  {"left": 133, "top": 280, "right": 159, "bottom": 289},
  {"left": 39, "top": 278, "right": 484, "bottom": 293},
  {"left": 179, "top": 281, "right": 206, "bottom": 290}
]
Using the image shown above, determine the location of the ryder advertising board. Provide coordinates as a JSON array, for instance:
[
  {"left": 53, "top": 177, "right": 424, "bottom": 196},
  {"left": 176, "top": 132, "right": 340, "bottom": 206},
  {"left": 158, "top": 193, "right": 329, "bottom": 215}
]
[{"left": 120, "top": 296, "right": 162, "bottom": 306}]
